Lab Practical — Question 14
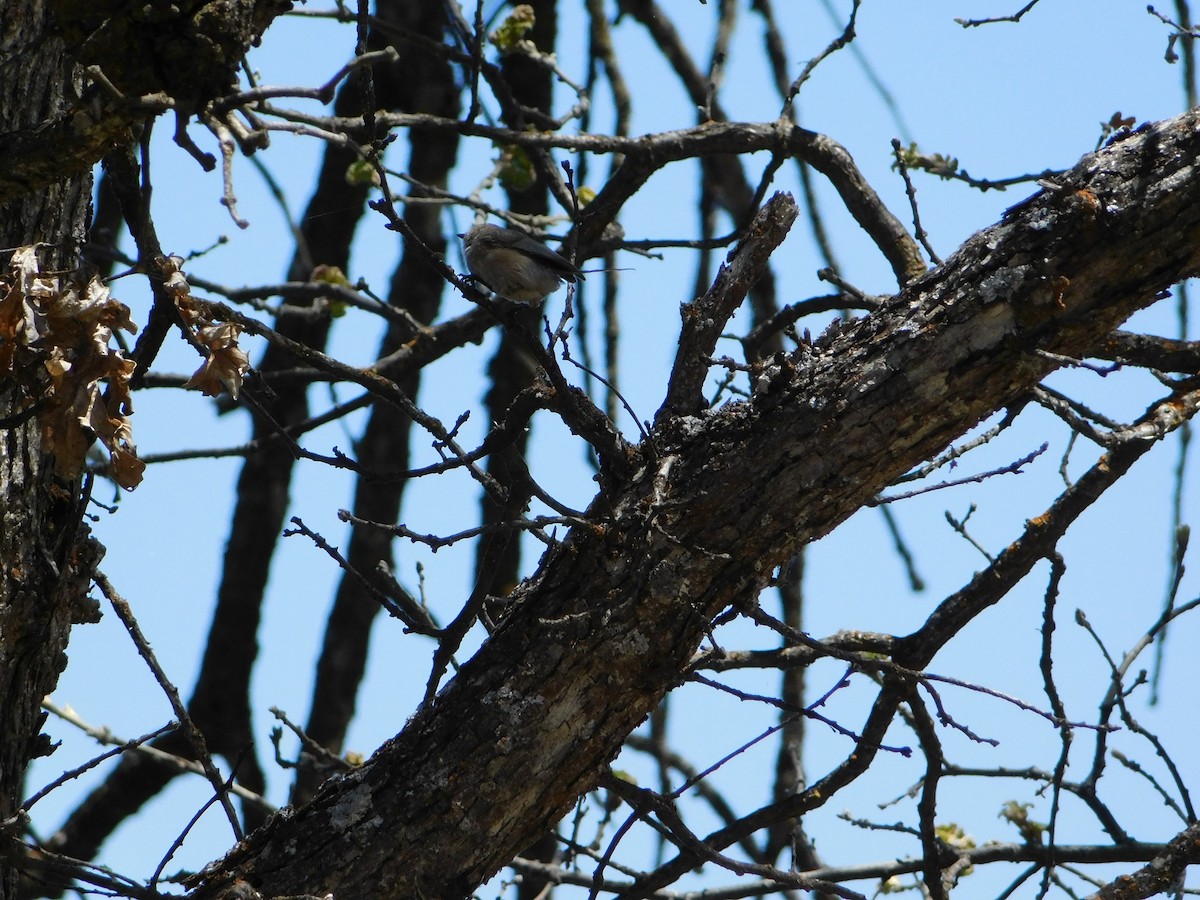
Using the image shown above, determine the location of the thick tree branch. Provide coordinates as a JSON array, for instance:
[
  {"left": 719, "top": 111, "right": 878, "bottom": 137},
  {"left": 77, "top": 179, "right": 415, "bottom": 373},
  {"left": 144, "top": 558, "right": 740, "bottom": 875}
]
[
  {"left": 659, "top": 194, "right": 797, "bottom": 421},
  {"left": 0, "top": 0, "right": 294, "bottom": 203},
  {"left": 1086, "top": 821, "right": 1200, "bottom": 899},
  {"left": 187, "top": 108, "right": 1200, "bottom": 900}
]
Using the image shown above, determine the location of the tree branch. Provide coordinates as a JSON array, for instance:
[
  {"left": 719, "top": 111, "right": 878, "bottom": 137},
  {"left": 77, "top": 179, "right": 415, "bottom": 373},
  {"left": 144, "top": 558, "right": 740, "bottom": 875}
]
[{"left": 188, "top": 107, "right": 1200, "bottom": 900}]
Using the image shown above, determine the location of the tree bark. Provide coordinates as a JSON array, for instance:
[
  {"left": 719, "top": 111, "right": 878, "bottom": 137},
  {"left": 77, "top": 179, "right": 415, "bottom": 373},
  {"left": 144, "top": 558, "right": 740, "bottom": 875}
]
[
  {"left": 190, "top": 110, "right": 1200, "bottom": 899},
  {"left": 0, "top": 3, "right": 98, "bottom": 898},
  {"left": 0, "top": 0, "right": 294, "bottom": 204}
]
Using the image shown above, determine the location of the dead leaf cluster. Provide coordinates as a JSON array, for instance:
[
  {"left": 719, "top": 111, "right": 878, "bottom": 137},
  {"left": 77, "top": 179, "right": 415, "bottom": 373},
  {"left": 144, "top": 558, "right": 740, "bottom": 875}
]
[
  {"left": 0, "top": 246, "right": 143, "bottom": 489},
  {"left": 164, "top": 256, "right": 250, "bottom": 401}
]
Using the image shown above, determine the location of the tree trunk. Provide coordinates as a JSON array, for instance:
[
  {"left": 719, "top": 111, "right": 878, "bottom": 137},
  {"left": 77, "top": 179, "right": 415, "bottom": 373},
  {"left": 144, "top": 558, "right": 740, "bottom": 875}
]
[
  {"left": 191, "top": 110, "right": 1200, "bottom": 899},
  {"left": 0, "top": 3, "right": 98, "bottom": 898}
]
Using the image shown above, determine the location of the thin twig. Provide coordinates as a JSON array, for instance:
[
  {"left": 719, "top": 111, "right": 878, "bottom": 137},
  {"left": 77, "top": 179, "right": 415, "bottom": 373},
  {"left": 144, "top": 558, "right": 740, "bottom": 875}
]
[
  {"left": 23, "top": 714, "right": 176, "bottom": 811},
  {"left": 94, "top": 572, "right": 245, "bottom": 840},
  {"left": 956, "top": 0, "right": 1043, "bottom": 27},
  {"left": 875, "top": 443, "right": 1047, "bottom": 504},
  {"left": 891, "top": 137, "right": 941, "bottom": 264}
]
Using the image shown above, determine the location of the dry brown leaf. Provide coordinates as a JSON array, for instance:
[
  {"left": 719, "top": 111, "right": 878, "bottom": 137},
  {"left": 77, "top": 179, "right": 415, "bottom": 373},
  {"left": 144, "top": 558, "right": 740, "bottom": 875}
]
[
  {"left": 0, "top": 246, "right": 142, "bottom": 488},
  {"left": 176, "top": 293, "right": 250, "bottom": 400}
]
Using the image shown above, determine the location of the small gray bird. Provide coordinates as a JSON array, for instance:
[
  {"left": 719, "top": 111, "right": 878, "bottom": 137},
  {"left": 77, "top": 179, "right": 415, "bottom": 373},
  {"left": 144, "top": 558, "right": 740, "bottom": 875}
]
[{"left": 459, "top": 223, "right": 584, "bottom": 303}]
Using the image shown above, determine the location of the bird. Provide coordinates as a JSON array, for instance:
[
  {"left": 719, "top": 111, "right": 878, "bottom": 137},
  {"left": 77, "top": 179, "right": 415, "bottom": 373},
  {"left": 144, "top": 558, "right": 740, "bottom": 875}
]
[{"left": 459, "top": 223, "right": 584, "bottom": 303}]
